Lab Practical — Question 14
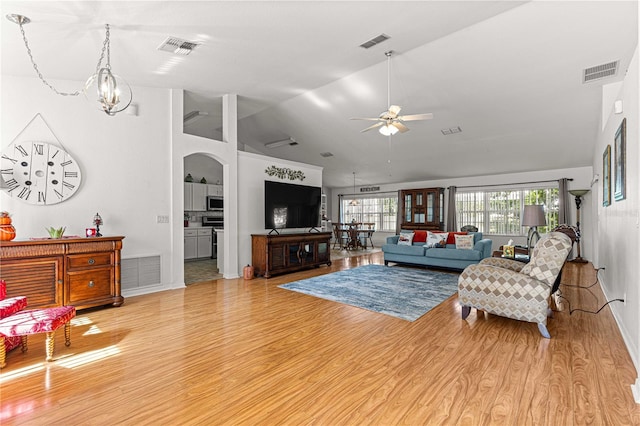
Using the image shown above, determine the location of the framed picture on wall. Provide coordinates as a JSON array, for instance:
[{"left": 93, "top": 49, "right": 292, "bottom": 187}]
[
  {"left": 603, "top": 144, "right": 611, "bottom": 207},
  {"left": 614, "top": 118, "right": 626, "bottom": 201}
]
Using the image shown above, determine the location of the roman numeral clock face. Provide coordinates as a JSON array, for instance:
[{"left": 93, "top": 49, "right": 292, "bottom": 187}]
[{"left": 1, "top": 141, "right": 82, "bottom": 205}]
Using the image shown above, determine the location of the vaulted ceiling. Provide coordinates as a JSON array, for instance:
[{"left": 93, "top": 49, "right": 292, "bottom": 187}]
[{"left": 1, "top": 1, "right": 637, "bottom": 187}]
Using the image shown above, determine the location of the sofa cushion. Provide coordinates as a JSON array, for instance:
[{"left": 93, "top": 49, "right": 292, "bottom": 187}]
[
  {"left": 425, "top": 246, "right": 483, "bottom": 261},
  {"left": 413, "top": 230, "right": 427, "bottom": 243},
  {"left": 398, "top": 232, "right": 414, "bottom": 246},
  {"left": 426, "top": 231, "right": 447, "bottom": 248},
  {"left": 455, "top": 234, "right": 475, "bottom": 250},
  {"left": 382, "top": 243, "right": 425, "bottom": 256}
]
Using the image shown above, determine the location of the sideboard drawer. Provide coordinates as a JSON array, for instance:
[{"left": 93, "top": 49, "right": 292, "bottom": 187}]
[
  {"left": 67, "top": 269, "right": 113, "bottom": 304},
  {"left": 67, "top": 253, "right": 113, "bottom": 270}
]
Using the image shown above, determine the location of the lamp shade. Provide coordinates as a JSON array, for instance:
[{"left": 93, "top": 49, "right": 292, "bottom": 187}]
[
  {"left": 569, "top": 189, "right": 590, "bottom": 197},
  {"left": 522, "top": 205, "right": 546, "bottom": 227}
]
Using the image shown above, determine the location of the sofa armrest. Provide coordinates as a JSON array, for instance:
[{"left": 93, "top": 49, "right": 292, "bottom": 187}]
[
  {"left": 386, "top": 235, "right": 400, "bottom": 244},
  {"left": 473, "top": 239, "right": 493, "bottom": 259}
]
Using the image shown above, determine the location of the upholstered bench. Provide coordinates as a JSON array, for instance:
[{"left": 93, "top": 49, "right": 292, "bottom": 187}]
[{"left": 0, "top": 305, "right": 76, "bottom": 368}]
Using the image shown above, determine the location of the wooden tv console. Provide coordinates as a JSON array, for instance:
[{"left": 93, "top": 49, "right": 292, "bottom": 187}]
[
  {"left": 0, "top": 236, "right": 125, "bottom": 310},
  {"left": 251, "top": 232, "right": 332, "bottom": 278}
]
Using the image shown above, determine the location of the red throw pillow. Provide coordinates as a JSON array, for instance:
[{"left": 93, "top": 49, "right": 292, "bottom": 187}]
[{"left": 413, "top": 230, "right": 427, "bottom": 243}]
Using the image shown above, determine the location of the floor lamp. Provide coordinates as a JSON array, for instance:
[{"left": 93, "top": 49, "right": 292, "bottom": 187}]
[
  {"left": 569, "top": 189, "right": 589, "bottom": 263},
  {"left": 522, "top": 205, "right": 546, "bottom": 256}
]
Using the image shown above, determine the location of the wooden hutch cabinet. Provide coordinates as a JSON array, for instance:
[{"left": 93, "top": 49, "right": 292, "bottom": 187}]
[
  {"left": 0, "top": 236, "right": 125, "bottom": 310},
  {"left": 252, "top": 232, "right": 332, "bottom": 278},
  {"left": 398, "top": 187, "right": 445, "bottom": 231}
]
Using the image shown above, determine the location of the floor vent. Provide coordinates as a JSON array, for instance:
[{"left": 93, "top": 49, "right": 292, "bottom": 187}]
[
  {"left": 583, "top": 60, "right": 619, "bottom": 83},
  {"left": 121, "top": 255, "right": 161, "bottom": 290},
  {"left": 359, "top": 34, "right": 390, "bottom": 49}
]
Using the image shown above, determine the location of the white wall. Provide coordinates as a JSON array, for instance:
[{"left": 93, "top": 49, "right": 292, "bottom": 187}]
[
  {"left": 1, "top": 75, "right": 174, "bottom": 295},
  {"left": 595, "top": 45, "right": 639, "bottom": 397},
  {"left": 329, "top": 167, "right": 593, "bottom": 255},
  {"left": 237, "top": 152, "right": 323, "bottom": 268}
]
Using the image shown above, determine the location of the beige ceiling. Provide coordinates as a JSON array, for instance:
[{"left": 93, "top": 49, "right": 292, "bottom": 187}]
[{"left": 1, "top": 1, "right": 637, "bottom": 188}]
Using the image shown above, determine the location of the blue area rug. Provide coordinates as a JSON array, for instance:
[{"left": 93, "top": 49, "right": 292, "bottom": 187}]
[{"left": 279, "top": 264, "right": 459, "bottom": 321}]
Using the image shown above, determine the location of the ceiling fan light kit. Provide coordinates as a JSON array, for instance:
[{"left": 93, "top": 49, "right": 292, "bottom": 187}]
[
  {"left": 7, "top": 14, "right": 132, "bottom": 116},
  {"left": 351, "top": 50, "right": 433, "bottom": 135}
]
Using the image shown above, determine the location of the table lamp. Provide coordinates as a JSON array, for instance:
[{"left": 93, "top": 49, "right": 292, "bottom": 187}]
[
  {"left": 522, "top": 205, "right": 546, "bottom": 255},
  {"left": 93, "top": 212, "right": 103, "bottom": 237},
  {"left": 569, "top": 189, "right": 589, "bottom": 263}
]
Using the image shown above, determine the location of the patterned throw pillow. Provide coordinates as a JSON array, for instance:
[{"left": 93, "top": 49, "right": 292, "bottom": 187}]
[
  {"left": 398, "top": 231, "right": 415, "bottom": 246},
  {"left": 425, "top": 231, "right": 447, "bottom": 248},
  {"left": 454, "top": 234, "right": 475, "bottom": 250}
]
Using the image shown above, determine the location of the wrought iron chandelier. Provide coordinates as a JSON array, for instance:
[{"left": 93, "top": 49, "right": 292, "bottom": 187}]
[{"left": 7, "top": 14, "right": 132, "bottom": 116}]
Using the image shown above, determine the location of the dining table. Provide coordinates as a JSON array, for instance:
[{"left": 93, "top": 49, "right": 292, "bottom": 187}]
[{"left": 335, "top": 222, "right": 375, "bottom": 250}]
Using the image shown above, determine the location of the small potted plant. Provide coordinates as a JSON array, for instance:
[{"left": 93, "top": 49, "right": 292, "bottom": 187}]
[{"left": 46, "top": 226, "right": 66, "bottom": 239}]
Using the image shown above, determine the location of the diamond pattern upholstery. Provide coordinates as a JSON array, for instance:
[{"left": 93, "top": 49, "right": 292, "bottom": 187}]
[{"left": 458, "top": 232, "right": 573, "bottom": 337}]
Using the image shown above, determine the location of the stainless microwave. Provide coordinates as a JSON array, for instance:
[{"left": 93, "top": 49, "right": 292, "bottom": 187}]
[{"left": 207, "top": 196, "right": 223, "bottom": 210}]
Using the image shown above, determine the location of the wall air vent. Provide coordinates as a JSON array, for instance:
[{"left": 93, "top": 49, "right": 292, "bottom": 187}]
[
  {"left": 583, "top": 60, "right": 619, "bottom": 83},
  {"left": 158, "top": 37, "right": 200, "bottom": 55},
  {"left": 359, "top": 34, "right": 390, "bottom": 49}
]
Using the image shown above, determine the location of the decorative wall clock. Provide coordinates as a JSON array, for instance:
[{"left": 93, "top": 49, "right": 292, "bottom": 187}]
[{"left": 1, "top": 141, "right": 82, "bottom": 205}]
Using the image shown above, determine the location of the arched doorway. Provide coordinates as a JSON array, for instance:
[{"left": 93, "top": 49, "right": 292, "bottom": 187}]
[{"left": 183, "top": 153, "right": 224, "bottom": 284}]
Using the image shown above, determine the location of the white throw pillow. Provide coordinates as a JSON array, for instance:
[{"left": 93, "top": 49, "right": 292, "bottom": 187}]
[
  {"left": 455, "top": 234, "right": 475, "bottom": 250},
  {"left": 398, "top": 231, "right": 414, "bottom": 246},
  {"left": 425, "top": 231, "right": 447, "bottom": 248}
]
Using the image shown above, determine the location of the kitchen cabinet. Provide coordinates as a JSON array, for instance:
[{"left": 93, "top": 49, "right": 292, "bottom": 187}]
[
  {"left": 185, "top": 228, "right": 212, "bottom": 259},
  {"left": 184, "top": 229, "right": 198, "bottom": 259},
  {"left": 398, "top": 187, "right": 444, "bottom": 231},
  {"left": 197, "top": 228, "right": 212, "bottom": 258},
  {"left": 207, "top": 184, "right": 223, "bottom": 197},
  {"left": 184, "top": 182, "right": 207, "bottom": 211}
]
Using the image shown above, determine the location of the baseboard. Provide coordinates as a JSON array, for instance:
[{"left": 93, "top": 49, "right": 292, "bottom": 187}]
[{"left": 632, "top": 378, "right": 640, "bottom": 404}]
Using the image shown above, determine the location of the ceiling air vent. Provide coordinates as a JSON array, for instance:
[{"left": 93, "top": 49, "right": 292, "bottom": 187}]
[
  {"left": 320, "top": 152, "right": 334, "bottom": 158},
  {"left": 158, "top": 37, "right": 200, "bottom": 55},
  {"left": 441, "top": 126, "right": 462, "bottom": 135},
  {"left": 583, "top": 60, "right": 619, "bottom": 83},
  {"left": 359, "top": 34, "right": 390, "bottom": 49}
]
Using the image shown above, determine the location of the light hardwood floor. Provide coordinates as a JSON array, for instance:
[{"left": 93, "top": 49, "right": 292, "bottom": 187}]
[{"left": 2, "top": 252, "right": 639, "bottom": 425}]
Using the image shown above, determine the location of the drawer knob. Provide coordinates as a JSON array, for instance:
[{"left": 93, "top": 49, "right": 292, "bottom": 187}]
[
  {"left": 88, "top": 258, "right": 95, "bottom": 265},
  {"left": 88, "top": 280, "right": 95, "bottom": 288}
]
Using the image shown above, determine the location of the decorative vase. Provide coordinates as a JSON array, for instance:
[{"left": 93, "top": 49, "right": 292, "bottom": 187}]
[{"left": 185, "top": 173, "right": 194, "bottom": 182}]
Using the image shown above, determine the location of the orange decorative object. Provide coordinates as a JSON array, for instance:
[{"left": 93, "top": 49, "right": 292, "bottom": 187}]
[
  {"left": 0, "top": 225, "right": 16, "bottom": 241},
  {"left": 0, "top": 211, "right": 11, "bottom": 225},
  {"left": 243, "top": 265, "right": 254, "bottom": 280},
  {"left": 0, "top": 212, "right": 15, "bottom": 240}
]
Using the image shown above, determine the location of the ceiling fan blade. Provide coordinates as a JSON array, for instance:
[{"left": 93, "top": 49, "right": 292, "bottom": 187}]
[
  {"left": 360, "top": 122, "right": 385, "bottom": 133},
  {"left": 350, "top": 117, "right": 383, "bottom": 121},
  {"left": 398, "top": 113, "right": 434, "bottom": 121},
  {"left": 394, "top": 122, "right": 410, "bottom": 133},
  {"left": 388, "top": 105, "right": 402, "bottom": 118}
]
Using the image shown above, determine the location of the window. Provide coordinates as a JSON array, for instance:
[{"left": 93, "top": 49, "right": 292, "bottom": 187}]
[
  {"left": 341, "top": 195, "right": 397, "bottom": 232},
  {"left": 456, "top": 186, "right": 559, "bottom": 235}
]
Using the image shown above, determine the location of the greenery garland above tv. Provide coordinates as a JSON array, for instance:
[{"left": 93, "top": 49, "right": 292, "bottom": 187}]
[{"left": 265, "top": 165, "right": 305, "bottom": 181}]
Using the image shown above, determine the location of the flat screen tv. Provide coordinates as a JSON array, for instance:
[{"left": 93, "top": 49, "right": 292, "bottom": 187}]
[{"left": 264, "top": 180, "right": 321, "bottom": 231}]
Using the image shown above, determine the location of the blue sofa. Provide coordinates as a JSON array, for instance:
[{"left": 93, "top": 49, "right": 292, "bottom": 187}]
[{"left": 382, "top": 232, "right": 493, "bottom": 271}]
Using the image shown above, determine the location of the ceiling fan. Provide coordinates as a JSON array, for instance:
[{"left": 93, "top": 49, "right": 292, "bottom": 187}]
[{"left": 351, "top": 51, "right": 433, "bottom": 136}]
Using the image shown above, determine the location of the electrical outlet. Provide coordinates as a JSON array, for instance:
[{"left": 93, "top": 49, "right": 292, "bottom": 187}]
[{"left": 156, "top": 215, "right": 169, "bottom": 223}]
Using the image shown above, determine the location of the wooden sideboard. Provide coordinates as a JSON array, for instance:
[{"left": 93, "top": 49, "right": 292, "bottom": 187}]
[
  {"left": 0, "top": 236, "right": 125, "bottom": 310},
  {"left": 252, "top": 232, "right": 332, "bottom": 278}
]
